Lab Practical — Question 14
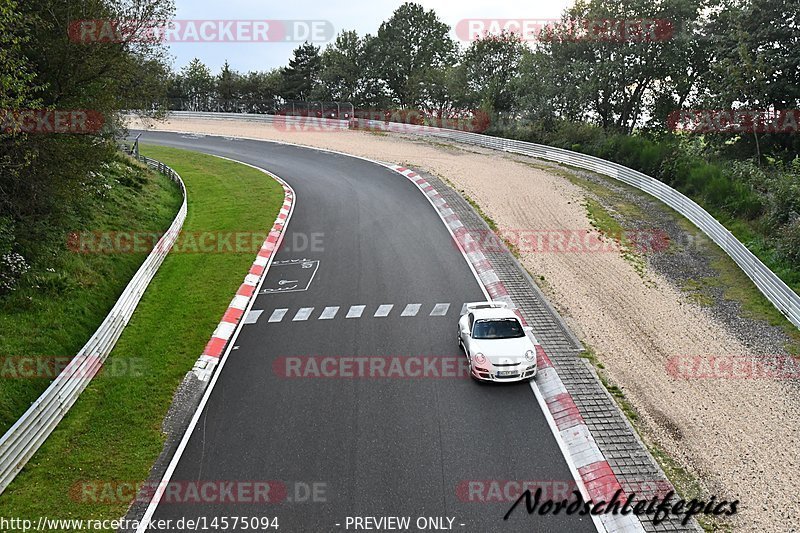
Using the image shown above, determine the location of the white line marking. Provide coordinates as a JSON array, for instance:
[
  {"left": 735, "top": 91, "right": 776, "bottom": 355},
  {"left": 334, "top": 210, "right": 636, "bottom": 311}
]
[
  {"left": 293, "top": 307, "right": 314, "bottom": 321},
  {"left": 135, "top": 158, "right": 296, "bottom": 533},
  {"left": 430, "top": 303, "right": 450, "bottom": 316},
  {"left": 530, "top": 382, "right": 606, "bottom": 533},
  {"left": 243, "top": 310, "right": 263, "bottom": 324},
  {"left": 135, "top": 134, "right": 603, "bottom": 533},
  {"left": 401, "top": 303, "right": 421, "bottom": 316},
  {"left": 346, "top": 305, "right": 365, "bottom": 318},
  {"left": 374, "top": 304, "right": 393, "bottom": 317},
  {"left": 319, "top": 306, "right": 339, "bottom": 320},
  {"left": 268, "top": 309, "right": 288, "bottom": 323},
  {"left": 262, "top": 260, "right": 320, "bottom": 293}
]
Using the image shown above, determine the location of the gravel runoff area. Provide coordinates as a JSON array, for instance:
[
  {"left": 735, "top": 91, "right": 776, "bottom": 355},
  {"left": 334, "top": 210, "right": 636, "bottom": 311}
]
[{"left": 128, "top": 116, "right": 799, "bottom": 532}]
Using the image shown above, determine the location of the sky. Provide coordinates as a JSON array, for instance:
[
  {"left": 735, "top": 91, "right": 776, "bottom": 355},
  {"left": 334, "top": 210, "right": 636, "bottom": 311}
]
[{"left": 167, "top": 0, "right": 574, "bottom": 74}]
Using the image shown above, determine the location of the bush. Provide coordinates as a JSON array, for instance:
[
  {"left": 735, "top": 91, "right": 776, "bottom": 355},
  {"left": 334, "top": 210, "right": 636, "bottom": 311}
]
[
  {"left": 0, "top": 218, "right": 27, "bottom": 295},
  {"left": 778, "top": 221, "right": 800, "bottom": 265},
  {"left": 0, "top": 252, "right": 29, "bottom": 295},
  {"left": 703, "top": 174, "right": 734, "bottom": 208},
  {"left": 491, "top": 116, "right": 798, "bottom": 272},
  {"left": 728, "top": 181, "right": 764, "bottom": 220}
]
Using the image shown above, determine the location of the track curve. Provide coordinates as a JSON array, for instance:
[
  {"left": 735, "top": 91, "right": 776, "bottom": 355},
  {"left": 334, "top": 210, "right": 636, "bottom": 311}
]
[{"left": 133, "top": 131, "right": 597, "bottom": 533}]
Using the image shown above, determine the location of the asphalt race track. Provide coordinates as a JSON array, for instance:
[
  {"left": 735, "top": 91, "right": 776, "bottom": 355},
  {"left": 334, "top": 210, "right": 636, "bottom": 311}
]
[{"left": 134, "top": 131, "right": 598, "bottom": 533}]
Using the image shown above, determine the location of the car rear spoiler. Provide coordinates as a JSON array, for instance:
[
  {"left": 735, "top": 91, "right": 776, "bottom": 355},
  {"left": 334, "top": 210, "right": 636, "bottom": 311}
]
[{"left": 464, "top": 301, "right": 509, "bottom": 313}]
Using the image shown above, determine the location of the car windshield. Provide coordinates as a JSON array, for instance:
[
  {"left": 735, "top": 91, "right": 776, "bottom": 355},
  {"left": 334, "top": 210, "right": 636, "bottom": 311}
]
[{"left": 472, "top": 319, "right": 525, "bottom": 339}]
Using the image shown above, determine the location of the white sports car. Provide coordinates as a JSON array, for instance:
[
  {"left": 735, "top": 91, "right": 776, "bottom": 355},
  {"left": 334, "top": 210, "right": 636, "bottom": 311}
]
[{"left": 458, "top": 302, "right": 539, "bottom": 382}]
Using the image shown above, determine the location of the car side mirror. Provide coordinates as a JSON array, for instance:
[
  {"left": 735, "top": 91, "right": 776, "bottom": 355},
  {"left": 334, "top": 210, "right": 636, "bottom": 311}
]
[
  {"left": 461, "top": 326, "right": 470, "bottom": 336},
  {"left": 523, "top": 326, "right": 533, "bottom": 333}
]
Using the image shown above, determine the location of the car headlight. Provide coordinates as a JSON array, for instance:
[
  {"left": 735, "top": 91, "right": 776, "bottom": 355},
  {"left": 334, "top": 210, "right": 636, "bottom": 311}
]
[
  {"left": 474, "top": 353, "right": 486, "bottom": 365},
  {"left": 525, "top": 350, "right": 535, "bottom": 361}
]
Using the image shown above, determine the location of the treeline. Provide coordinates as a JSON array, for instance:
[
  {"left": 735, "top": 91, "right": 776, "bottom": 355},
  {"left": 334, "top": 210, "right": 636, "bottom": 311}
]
[
  {"left": 2, "top": 0, "right": 797, "bottom": 295},
  {"left": 170, "top": 1, "right": 798, "bottom": 144},
  {"left": 170, "top": 0, "right": 799, "bottom": 273},
  {"left": 0, "top": 0, "right": 174, "bottom": 293}
]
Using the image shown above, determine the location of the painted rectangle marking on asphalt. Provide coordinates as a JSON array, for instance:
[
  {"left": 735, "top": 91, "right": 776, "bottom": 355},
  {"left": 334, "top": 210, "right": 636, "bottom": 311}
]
[
  {"left": 260, "top": 259, "right": 320, "bottom": 294},
  {"left": 431, "top": 303, "right": 451, "bottom": 316},
  {"left": 243, "top": 310, "right": 263, "bottom": 324},
  {"left": 346, "top": 305, "right": 366, "bottom": 318},
  {"left": 319, "top": 306, "right": 339, "bottom": 320},
  {"left": 268, "top": 309, "right": 288, "bottom": 323},
  {"left": 293, "top": 307, "right": 315, "bottom": 321},
  {"left": 401, "top": 304, "right": 421, "bottom": 317},
  {"left": 374, "top": 304, "right": 394, "bottom": 317}
]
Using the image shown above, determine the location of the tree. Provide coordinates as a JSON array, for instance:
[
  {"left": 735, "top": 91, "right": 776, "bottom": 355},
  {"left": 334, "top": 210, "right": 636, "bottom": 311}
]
[
  {"left": 0, "top": 0, "right": 174, "bottom": 272},
  {"left": 280, "top": 42, "right": 322, "bottom": 100},
  {"left": 318, "top": 31, "right": 365, "bottom": 104},
  {"left": 0, "top": 0, "right": 38, "bottom": 290},
  {"left": 0, "top": 0, "right": 37, "bottom": 112},
  {"left": 356, "top": 34, "right": 392, "bottom": 108},
  {"left": 533, "top": 0, "right": 703, "bottom": 133},
  {"left": 460, "top": 31, "right": 524, "bottom": 113},
  {"left": 180, "top": 58, "right": 214, "bottom": 111},
  {"left": 372, "top": 2, "right": 458, "bottom": 107},
  {"left": 703, "top": 0, "right": 800, "bottom": 111},
  {"left": 239, "top": 69, "right": 283, "bottom": 111},
  {"left": 698, "top": 0, "right": 800, "bottom": 158},
  {"left": 216, "top": 60, "right": 242, "bottom": 111},
  {"left": 511, "top": 48, "right": 561, "bottom": 129},
  {"left": 415, "top": 65, "right": 468, "bottom": 117}
]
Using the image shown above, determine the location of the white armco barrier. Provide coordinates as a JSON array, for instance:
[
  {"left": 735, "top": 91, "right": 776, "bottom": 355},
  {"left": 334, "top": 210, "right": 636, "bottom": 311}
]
[
  {"left": 351, "top": 116, "right": 800, "bottom": 331},
  {"left": 0, "top": 155, "right": 187, "bottom": 494},
  {"left": 162, "top": 110, "right": 799, "bottom": 330}
]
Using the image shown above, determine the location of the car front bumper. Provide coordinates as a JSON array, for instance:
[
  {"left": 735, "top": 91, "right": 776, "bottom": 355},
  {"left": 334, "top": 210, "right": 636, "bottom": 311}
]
[{"left": 470, "top": 363, "right": 538, "bottom": 382}]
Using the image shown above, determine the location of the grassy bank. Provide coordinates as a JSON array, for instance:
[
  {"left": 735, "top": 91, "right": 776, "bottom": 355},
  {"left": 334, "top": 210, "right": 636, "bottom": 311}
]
[
  {"left": 0, "top": 154, "right": 182, "bottom": 434},
  {"left": 0, "top": 146, "right": 284, "bottom": 527}
]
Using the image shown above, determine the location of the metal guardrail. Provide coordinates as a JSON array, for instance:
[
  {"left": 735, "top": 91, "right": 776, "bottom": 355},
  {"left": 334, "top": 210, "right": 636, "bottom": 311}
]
[
  {"left": 165, "top": 111, "right": 349, "bottom": 130},
  {"left": 2, "top": 110, "right": 793, "bottom": 494},
  {"left": 0, "top": 154, "right": 187, "bottom": 494},
  {"left": 167, "top": 98, "right": 354, "bottom": 119},
  {"left": 354, "top": 117, "right": 800, "bottom": 330},
  {"left": 159, "top": 111, "right": 799, "bottom": 329}
]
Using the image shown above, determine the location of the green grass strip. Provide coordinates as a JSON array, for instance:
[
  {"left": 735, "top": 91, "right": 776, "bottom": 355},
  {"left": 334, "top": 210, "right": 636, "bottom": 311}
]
[
  {"left": 0, "top": 145, "right": 284, "bottom": 526},
  {"left": 0, "top": 154, "right": 182, "bottom": 434}
]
